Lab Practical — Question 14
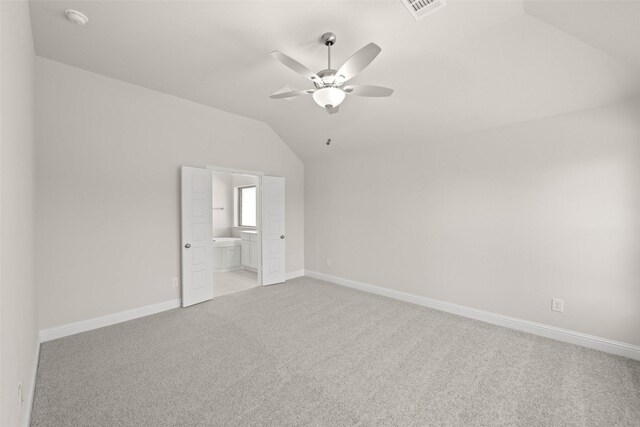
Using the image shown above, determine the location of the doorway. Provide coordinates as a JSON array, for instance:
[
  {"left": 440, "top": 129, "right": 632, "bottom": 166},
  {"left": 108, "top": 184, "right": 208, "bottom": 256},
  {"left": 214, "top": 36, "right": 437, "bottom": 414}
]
[
  {"left": 211, "top": 170, "right": 260, "bottom": 297},
  {"left": 181, "top": 166, "right": 286, "bottom": 307}
]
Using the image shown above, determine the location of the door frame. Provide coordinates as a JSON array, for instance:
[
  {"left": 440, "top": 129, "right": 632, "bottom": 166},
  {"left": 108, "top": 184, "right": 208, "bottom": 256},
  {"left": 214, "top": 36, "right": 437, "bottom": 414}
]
[{"left": 206, "top": 165, "right": 264, "bottom": 287}]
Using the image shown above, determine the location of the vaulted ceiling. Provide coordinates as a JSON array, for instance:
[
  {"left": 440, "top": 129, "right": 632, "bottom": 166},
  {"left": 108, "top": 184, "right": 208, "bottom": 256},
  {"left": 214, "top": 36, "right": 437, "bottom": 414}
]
[{"left": 29, "top": 1, "right": 640, "bottom": 160}]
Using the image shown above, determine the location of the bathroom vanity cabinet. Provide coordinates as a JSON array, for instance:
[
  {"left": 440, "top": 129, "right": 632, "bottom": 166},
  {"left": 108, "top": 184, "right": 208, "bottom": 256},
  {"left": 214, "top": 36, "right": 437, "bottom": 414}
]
[
  {"left": 212, "top": 238, "right": 241, "bottom": 272},
  {"left": 241, "top": 231, "right": 259, "bottom": 271}
]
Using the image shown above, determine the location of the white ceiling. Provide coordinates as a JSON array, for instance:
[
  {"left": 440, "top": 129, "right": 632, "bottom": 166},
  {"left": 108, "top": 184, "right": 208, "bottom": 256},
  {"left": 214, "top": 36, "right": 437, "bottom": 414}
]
[
  {"left": 29, "top": 1, "right": 640, "bottom": 161},
  {"left": 525, "top": 0, "right": 640, "bottom": 69}
]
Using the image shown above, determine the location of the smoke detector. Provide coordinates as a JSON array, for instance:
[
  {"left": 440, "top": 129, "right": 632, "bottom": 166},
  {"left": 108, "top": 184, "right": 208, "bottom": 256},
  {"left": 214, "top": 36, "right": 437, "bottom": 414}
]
[
  {"left": 401, "top": 0, "right": 446, "bottom": 21},
  {"left": 64, "top": 9, "right": 88, "bottom": 25}
]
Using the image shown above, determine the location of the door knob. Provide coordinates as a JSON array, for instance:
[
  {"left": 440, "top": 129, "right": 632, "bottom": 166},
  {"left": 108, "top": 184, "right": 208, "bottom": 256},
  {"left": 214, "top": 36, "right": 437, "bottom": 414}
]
[
  {"left": 280, "top": 235, "right": 285, "bottom": 239},
  {"left": 184, "top": 243, "right": 191, "bottom": 248}
]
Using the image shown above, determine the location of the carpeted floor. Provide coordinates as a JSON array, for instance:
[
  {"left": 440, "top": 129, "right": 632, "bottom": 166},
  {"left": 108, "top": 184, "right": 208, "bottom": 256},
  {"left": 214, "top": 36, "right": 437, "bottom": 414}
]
[{"left": 31, "top": 277, "right": 640, "bottom": 426}]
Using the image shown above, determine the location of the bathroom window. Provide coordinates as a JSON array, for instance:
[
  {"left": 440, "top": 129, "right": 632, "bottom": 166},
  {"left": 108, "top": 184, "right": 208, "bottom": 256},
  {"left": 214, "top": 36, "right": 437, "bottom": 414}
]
[{"left": 237, "top": 185, "right": 257, "bottom": 227}]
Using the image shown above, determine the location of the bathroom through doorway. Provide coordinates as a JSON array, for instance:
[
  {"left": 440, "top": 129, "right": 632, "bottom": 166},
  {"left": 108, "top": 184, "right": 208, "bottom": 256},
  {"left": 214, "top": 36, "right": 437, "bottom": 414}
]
[
  {"left": 210, "top": 169, "right": 261, "bottom": 297},
  {"left": 181, "top": 165, "right": 285, "bottom": 307}
]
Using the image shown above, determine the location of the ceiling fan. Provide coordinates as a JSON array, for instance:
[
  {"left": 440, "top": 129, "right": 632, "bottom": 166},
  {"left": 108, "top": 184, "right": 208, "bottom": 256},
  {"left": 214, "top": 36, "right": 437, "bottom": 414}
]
[{"left": 269, "top": 32, "right": 393, "bottom": 114}]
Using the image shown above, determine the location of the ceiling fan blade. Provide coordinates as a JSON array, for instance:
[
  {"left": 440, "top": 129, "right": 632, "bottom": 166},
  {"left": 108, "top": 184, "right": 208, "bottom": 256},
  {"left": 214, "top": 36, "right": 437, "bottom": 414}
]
[
  {"left": 270, "top": 89, "right": 314, "bottom": 99},
  {"left": 270, "top": 51, "right": 323, "bottom": 84},
  {"left": 326, "top": 105, "right": 339, "bottom": 114},
  {"left": 343, "top": 85, "right": 393, "bottom": 97},
  {"left": 334, "top": 43, "right": 382, "bottom": 82}
]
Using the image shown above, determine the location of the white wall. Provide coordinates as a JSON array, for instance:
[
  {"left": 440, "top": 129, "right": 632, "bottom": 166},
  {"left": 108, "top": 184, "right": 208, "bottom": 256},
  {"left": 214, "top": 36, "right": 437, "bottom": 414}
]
[
  {"left": 1, "top": 1, "right": 38, "bottom": 426},
  {"left": 212, "top": 173, "right": 259, "bottom": 237},
  {"left": 305, "top": 99, "right": 640, "bottom": 346},
  {"left": 212, "top": 172, "right": 233, "bottom": 237},
  {"left": 36, "top": 57, "right": 304, "bottom": 330}
]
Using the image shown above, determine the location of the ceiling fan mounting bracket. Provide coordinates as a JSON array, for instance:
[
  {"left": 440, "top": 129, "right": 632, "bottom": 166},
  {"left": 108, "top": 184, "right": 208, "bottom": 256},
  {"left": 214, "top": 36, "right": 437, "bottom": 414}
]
[{"left": 321, "top": 32, "right": 336, "bottom": 47}]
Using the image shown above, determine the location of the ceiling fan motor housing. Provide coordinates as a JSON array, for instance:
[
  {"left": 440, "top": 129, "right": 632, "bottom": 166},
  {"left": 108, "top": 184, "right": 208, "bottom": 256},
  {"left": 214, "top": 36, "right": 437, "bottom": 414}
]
[{"left": 313, "top": 69, "right": 344, "bottom": 89}]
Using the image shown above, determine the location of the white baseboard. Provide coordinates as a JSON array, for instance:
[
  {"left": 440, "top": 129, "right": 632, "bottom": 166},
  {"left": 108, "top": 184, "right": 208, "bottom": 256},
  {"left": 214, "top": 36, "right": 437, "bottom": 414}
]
[
  {"left": 286, "top": 269, "right": 305, "bottom": 280},
  {"left": 37, "top": 271, "right": 308, "bottom": 343},
  {"left": 305, "top": 270, "right": 640, "bottom": 361},
  {"left": 25, "top": 340, "right": 40, "bottom": 427},
  {"left": 39, "top": 299, "right": 181, "bottom": 343}
]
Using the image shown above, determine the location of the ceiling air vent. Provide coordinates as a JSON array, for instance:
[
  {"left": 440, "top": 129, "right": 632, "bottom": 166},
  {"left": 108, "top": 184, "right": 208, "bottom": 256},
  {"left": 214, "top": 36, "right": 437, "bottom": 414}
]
[{"left": 401, "top": 0, "right": 446, "bottom": 20}]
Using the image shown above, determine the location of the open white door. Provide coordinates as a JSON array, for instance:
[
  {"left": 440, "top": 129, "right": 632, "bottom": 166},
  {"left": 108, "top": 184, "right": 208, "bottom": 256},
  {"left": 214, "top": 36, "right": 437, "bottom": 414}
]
[
  {"left": 261, "top": 176, "right": 285, "bottom": 286},
  {"left": 181, "top": 166, "right": 213, "bottom": 307}
]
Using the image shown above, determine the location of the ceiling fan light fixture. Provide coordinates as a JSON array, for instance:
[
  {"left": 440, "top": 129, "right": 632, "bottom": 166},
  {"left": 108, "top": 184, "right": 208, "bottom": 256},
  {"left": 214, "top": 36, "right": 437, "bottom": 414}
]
[{"left": 312, "top": 87, "right": 345, "bottom": 109}]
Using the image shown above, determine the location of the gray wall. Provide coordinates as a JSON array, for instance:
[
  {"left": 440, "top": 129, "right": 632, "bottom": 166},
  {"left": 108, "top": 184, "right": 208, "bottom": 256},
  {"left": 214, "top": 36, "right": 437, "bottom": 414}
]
[
  {"left": 1, "top": 1, "right": 38, "bottom": 425},
  {"left": 36, "top": 57, "right": 304, "bottom": 330},
  {"left": 305, "top": 99, "right": 640, "bottom": 346}
]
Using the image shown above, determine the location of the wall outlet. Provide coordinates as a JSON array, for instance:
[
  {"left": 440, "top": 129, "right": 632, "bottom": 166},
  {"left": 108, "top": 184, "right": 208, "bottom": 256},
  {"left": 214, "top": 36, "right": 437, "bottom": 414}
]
[
  {"left": 18, "top": 380, "right": 23, "bottom": 410},
  {"left": 172, "top": 277, "right": 180, "bottom": 288},
  {"left": 552, "top": 298, "right": 564, "bottom": 312},
  {"left": 326, "top": 258, "right": 331, "bottom": 267}
]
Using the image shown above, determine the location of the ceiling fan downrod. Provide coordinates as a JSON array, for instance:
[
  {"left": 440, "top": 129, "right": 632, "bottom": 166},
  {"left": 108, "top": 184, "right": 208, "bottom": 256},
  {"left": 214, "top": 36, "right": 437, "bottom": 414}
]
[{"left": 322, "top": 32, "right": 336, "bottom": 70}]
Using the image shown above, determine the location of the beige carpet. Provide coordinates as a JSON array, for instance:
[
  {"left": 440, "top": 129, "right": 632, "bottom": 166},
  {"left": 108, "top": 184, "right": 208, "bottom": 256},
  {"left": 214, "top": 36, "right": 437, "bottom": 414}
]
[{"left": 31, "top": 277, "right": 640, "bottom": 426}]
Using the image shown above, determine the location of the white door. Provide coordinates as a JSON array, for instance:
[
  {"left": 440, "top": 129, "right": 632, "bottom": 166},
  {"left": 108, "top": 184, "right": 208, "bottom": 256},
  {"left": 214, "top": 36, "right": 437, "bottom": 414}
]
[
  {"left": 181, "top": 166, "right": 213, "bottom": 307},
  {"left": 261, "top": 176, "right": 285, "bottom": 285}
]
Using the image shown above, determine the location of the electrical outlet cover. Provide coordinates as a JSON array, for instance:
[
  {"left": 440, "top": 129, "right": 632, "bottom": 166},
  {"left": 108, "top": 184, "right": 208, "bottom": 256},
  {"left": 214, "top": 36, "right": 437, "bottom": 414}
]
[{"left": 552, "top": 298, "right": 564, "bottom": 312}]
